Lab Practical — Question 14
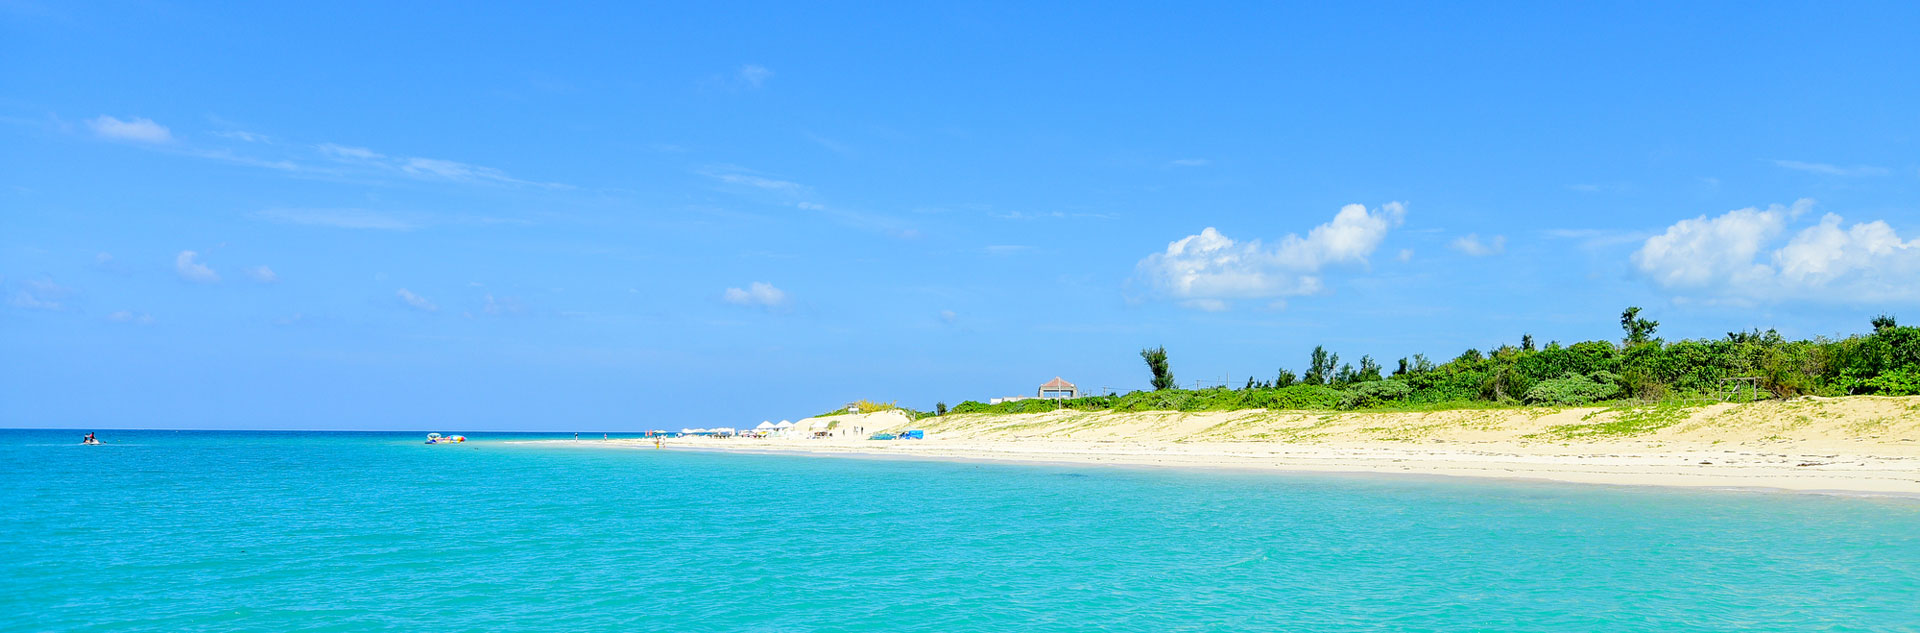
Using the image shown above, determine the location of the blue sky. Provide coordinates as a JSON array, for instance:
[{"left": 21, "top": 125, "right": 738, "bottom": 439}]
[{"left": 4, "top": 2, "right": 1919, "bottom": 430}]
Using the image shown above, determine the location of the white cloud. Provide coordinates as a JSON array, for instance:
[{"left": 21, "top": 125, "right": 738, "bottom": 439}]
[
  {"left": 723, "top": 282, "right": 789, "bottom": 309},
  {"left": 1397, "top": 249, "right": 1413, "bottom": 262},
  {"left": 1449, "top": 233, "right": 1506, "bottom": 256},
  {"left": 396, "top": 288, "right": 438, "bottom": 312},
  {"left": 1774, "top": 214, "right": 1920, "bottom": 289},
  {"left": 1773, "top": 160, "right": 1888, "bottom": 177},
  {"left": 1631, "top": 201, "right": 1798, "bottom": 288},
  {"left": 87, "top": 115, "right": 172, "bottom": 143},
  {"left": 175, "top": 250, "right": 219, "bottom": 283},
  {"left": 939, "top": 309, "right": 957, "bottom": 323},
  {"left": 1135, "top": 202, "right": 1406, "bottom": 309},
  {"left": 92, "top": 252, "right": 128, "bottom": 274},
  {"left": 257, "top": 208, "right": 414, "bottom": 230},
  {"left": 739, "top": 64, "right": 773, "bottom": 88},
  {"left": 248, "top": 266, "right": 279, "bottom": 283},
  {"left": 797, "top": 202, "right": 826, "bottom": 211},
  {"left": 1169, "top": 158, "right": 1210, "bottom": 167},
  {"left": 1632, "top": 199, "right": 1920, "bottom": 302},
  {"left": 317, "top": 143, "right": 385, "bottom": 160}
]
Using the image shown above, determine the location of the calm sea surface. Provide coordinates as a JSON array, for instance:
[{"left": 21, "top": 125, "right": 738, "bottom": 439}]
[{"left": 3, "top": 429, "right": 1918, "bottom": 632}]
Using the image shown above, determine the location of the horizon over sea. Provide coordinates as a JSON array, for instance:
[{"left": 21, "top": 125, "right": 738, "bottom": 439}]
[{"left": 5, "top": 430, "right": 1920, "bottom": 632}]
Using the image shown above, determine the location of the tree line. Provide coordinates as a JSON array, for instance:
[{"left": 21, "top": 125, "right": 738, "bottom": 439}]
[{"left": 953, "top": 308, "right": 1920, "bottom": 415}]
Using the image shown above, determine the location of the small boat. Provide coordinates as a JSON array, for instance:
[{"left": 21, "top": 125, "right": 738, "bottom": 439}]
[
  {"left": 81, "top": 438, "right": 100, "bottom": 445},
  {"left": 425, "top": 433, "right": 466, "bottom": 444}
]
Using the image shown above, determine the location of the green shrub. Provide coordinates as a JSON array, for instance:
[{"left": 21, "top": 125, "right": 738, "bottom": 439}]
[
  {"left": 1341, "top": 380, "right": 1412, "bottom": 409},
  {"left": 1522, "top": 372, "right": 1619, "bottom": 405},
  {"left": 1861, "top": 367, "right": 1920, "bottom": 396}
]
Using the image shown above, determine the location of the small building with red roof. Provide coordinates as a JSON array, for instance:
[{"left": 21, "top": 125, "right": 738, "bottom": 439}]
[{"left": 1037, "top": 377, "right": 1078, "bottom": 399}]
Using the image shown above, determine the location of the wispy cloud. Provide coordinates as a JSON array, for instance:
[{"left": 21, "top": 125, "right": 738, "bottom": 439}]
[
  {"left": 739, "top": 64, "right": 773, "bottom": 88},
  {"left": 1168, "top": 158, "right": 1210, "bottom": 167},
  {"left": 723, "top": 281, "right": 789, "bottom": 309},
  {"left": 704, "top": 166, "right": 921, "bottom": 238},
  {"left": 213, "top": 129, "right": 269, "bottom": 143},
  {"left": 248, "top": 266, "right": 279, "bottom": 283},
  {"left": 8, "top": 279, "right": 70, "bottom": 310},
  {"left": 175, "top": 250, "right": 219, "bottom": 283},
  {"left": 316, "top": 143, "right": 565, "bottom": 188},
  {"left": 1449, "top": 233, "right": 1506, "bottom": 256},
  {"left": 1543, "top": 228, "right": 1650, "bottom": 250},
  {"left": 1773, "top": 160, "right": 1888, "bottom": 177},
  {"left": 73, "top": 115, "right": 563, "bottom": 189},
  {"left": 87, "top": 115, "right": 172, "bottom": 143},
  {"left": 396, "top": 288, "right": 438, "bottom": 312},
  {"left": 257, "top": 208, "right": 414, "bottom": 230},
  {"left": 803, "top": 131, "right": 851, "bottom": 154},
  {"left": 701, "top": 166, "right": 809, "bottom": 195},
  {"left": 317, "top": 143, "right": 384, "bottom": 160}
]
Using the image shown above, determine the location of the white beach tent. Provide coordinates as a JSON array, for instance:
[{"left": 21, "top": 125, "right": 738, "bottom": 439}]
[{"left": 757, "top": 421, "right": 775, "bottom": 430}]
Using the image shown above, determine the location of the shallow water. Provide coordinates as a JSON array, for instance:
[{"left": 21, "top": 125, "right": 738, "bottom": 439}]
[{"left": 4, "top": 430, "right": 1918, "bottom": 632}]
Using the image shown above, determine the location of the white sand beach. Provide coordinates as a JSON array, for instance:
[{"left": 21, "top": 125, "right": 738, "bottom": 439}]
[{"left": 597, "top": 397, "right": 1920, "bottom": 495}]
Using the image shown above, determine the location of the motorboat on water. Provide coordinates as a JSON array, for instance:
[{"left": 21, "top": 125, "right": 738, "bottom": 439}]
[{"left": 425, "top": 433, "right": 466, "bottom": 444}]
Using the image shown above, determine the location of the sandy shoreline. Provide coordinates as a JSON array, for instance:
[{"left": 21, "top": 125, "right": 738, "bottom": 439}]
[
  {"left": 524, "top": 397, "right": 1920, "bottom": 496},
  {"left": 555, "top": 436, "right": 1920, "bottom": 496}
]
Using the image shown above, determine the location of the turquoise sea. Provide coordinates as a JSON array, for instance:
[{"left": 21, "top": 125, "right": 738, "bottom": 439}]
[{"left": 4, "top": 430, "right": 1919, "bottom": 632}]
